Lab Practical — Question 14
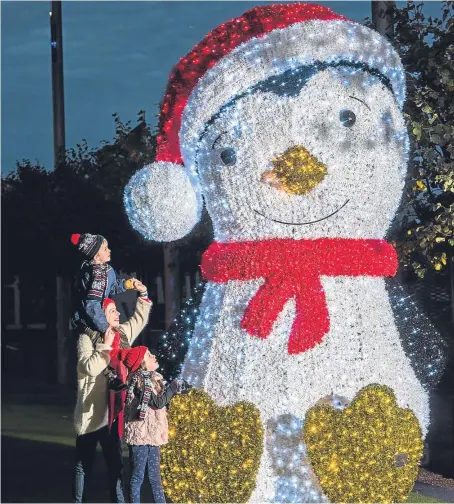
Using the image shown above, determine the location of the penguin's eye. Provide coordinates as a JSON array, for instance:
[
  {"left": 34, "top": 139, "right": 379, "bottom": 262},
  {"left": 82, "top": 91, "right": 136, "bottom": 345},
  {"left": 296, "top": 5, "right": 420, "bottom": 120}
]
[
  {"left": 219, "top": 147, "right": 237, "bottom": 166},
  {"left": 339, "top": 109, "right": 356, "bottom": 128},
  {"left": 210, "top": 131, "right": 237, "bottom": 166}
]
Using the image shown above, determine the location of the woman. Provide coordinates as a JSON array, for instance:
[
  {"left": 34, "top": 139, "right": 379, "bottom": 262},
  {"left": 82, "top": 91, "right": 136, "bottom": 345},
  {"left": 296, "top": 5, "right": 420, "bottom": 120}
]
[{"left": 73, "top": 291, "right": 152, "bottom": 503}]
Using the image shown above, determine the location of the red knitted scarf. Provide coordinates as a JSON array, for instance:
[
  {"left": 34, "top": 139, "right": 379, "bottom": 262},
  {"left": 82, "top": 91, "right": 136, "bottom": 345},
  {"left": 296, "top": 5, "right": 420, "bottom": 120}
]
[
  {"left": 108, "top": 331, "right": 127, "bottom": 438},
  {"left": 201, "top": 238, "right": 397, "bottom": 354}
]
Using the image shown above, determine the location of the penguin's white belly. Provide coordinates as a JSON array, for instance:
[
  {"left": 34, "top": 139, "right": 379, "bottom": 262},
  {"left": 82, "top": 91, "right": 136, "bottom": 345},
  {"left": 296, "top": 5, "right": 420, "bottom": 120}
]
[
  {"left": 183, "top": 276, "right": 429, "bottom": 433},
  {"left": 181, "top": 277, "right": 429, "bottom": 502}
]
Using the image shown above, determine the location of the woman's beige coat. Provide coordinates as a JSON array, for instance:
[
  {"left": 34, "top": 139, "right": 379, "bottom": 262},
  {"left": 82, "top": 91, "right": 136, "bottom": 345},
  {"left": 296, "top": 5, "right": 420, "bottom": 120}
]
[{"left": 74, "top": 298, "right": 152, "bottom": 435}]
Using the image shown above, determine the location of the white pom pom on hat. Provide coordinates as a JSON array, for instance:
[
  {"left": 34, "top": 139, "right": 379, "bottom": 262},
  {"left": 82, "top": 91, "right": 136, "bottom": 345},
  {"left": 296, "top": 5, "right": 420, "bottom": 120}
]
[{"left": 123, "top": 162, "right": 202, "bottom": 242}]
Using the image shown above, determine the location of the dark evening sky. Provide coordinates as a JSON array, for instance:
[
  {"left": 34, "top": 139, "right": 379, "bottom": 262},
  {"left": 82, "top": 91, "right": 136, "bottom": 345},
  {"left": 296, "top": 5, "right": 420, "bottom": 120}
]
[{"left": 1, "top": 1, "right": 443, "bottom": 174}]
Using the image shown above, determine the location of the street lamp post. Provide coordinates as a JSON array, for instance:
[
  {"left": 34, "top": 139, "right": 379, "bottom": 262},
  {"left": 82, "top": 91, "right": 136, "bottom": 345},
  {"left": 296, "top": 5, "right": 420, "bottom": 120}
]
[
  {"left": 50, "top": 1, "right": 70, "bottom": 386},
  {"left": 50, "top": 1, "right": 66, "bottom": 170}
]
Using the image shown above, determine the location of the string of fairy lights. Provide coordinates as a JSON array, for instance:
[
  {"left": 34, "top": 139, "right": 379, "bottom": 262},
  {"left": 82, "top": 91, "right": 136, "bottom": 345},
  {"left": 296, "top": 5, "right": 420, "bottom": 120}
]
[{"left": 156, "top": 281, "right": 205, "bottom": 379}]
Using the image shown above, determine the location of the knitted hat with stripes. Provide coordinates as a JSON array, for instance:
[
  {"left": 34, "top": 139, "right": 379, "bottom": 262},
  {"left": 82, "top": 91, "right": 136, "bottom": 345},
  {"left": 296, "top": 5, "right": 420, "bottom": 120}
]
[{"left": 71, "top": 233, "right": 104, "bottom": 260}]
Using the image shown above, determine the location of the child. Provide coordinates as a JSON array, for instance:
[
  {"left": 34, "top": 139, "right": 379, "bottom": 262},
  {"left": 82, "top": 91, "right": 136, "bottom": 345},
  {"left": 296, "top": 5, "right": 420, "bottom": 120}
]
[
  {"left": 123, "top": 348, "right": 189, "bottom": 504},
  {"left": 71, "top": 232, "right": 148, "bottom": 392}
]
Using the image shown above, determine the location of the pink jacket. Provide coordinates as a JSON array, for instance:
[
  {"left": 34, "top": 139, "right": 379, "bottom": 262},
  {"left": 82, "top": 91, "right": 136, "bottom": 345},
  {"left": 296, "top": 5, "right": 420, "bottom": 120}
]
[{"left": 124, "top": 374, "right": 169, "bottom": 446}]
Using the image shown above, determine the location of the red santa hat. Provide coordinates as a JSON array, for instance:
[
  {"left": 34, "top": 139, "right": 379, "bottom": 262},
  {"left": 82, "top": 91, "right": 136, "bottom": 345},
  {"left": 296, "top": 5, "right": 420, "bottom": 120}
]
[
  {"left": 156, "top": 3, "right": 405, "bottom": 167},
  {"left": 124, "top": 3, "right": 405, "bottom": 241}
]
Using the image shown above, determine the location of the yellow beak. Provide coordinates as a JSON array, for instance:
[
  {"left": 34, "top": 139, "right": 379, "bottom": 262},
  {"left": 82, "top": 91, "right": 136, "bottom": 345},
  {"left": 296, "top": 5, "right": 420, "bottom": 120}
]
[{"left": 261, "top": 145, "right": 327, "bottom": 195}]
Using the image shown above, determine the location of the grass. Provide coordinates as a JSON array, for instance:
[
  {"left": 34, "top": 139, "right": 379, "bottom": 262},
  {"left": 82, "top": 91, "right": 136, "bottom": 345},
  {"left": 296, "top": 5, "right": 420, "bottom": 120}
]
[
  {"left": 407, "top": 491, "right": 442, "bottom": 503},
  {"left": 2, "top": 398, "right": 130, "bottom": 454},
  {"left": 2, "top": 400, "right": 75, "bottom": 447}
]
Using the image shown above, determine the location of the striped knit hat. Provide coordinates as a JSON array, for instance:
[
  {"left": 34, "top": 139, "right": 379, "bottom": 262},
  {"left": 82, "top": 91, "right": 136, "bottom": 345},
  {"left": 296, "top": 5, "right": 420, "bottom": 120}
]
[{"left": 71, "top": 233, "right": 104, "bottom": 260}]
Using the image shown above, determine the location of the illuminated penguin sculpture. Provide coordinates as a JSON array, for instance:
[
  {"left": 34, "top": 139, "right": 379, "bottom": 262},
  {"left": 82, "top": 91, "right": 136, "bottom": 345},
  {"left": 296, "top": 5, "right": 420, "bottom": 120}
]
[{"left": 124, "top": 4, "right": 445, "bottom": 501}]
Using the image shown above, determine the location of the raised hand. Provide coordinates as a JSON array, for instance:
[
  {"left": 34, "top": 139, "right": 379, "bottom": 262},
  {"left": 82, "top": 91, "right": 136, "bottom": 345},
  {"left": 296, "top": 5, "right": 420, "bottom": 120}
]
[
  {"left": 104, "top": 327, "right": 116, "bottom": 347},
  {"left": 133, "top": 279, "right": 148, "bottom": 293},
  {"left": 169, "top": 379, "right": 191, "bottom": 394}
]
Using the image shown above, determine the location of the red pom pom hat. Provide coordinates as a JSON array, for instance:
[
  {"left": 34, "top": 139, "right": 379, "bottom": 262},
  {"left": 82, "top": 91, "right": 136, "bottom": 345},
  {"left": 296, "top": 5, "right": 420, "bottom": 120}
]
[{"left": 154, "top": 3, "right": 405, "bottom": 172}]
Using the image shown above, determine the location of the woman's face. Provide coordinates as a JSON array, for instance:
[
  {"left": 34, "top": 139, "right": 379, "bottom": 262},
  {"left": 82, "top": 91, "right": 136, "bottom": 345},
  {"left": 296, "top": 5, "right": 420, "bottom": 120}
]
[
  {"left": 143, "top": 350, "right": 159, "bottom": 372},
  {"left": 104, "top": 302, "right": 120, "bottom": 328}
]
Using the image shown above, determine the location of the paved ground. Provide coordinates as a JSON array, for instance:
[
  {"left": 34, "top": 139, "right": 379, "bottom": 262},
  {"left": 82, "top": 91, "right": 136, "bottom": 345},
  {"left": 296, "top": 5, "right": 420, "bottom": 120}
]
[
  {"left": 1, "top": 429, "right": 156, "bottom": 503},
  {"left": 413, "top": 483, "right": 454, "bottom": 503}
]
